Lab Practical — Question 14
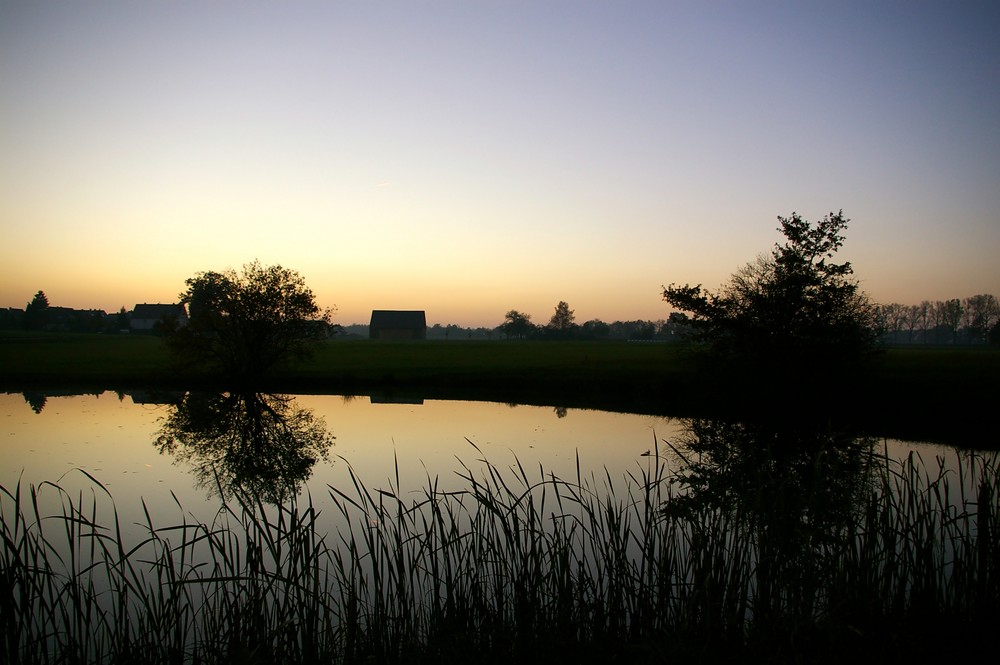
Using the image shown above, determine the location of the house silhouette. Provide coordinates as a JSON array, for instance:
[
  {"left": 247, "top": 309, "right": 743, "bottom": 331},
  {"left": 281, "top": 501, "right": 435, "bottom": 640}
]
[{"left": 131, "top": 303, "right": 188, "bottom": 332}]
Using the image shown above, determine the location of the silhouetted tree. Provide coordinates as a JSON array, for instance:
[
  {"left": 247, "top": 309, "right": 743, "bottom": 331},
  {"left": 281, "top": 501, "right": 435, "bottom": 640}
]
[
  {"left": 940, "top": 298, "right": 962, "bottom": 344},
  {"left": 906, "top": 300, "right": 928, "bottom": 342},
  {"left": 923, "top": 300, "right": 944, "bottom": 344},
  {"left": 114, "top": 306, "right": 129, "bottom": 332},
  {"left": 500, "top": 310, "right": 534, "bottom": 340},
  {"left": 581, "top": 319, "right": 611, "bottom": 339},
  {"left": 661, "top": 311, "right": 694, "bottom": 341},
  {"left": 548, "top": 301, "right": 575, "bottom": 330},
  {"left": 629, "top": 320, "right": 657, "bottom": 340},
  {"left": 876, "top": 303, "right": 907, "bottom": 343},
  {"left": 23, "top": 290, "right": 50, "bottom": 330},
  {"left": 964, "top": 294, "right": 1000, "bottom": 344},
  {"left": 663, "top": 210, "right": 878, "bottom": 374},
  {"left": 544, "top": 301, "right": 577, "bottom": 339},
  {"left": 167, "top": 261, "right": 332, "bottom": 384}
]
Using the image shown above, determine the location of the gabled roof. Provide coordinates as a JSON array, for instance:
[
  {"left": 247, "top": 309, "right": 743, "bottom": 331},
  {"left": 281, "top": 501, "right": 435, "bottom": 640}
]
[
  {"left": 132, "top": 303, "right": 187, "bottom": 320},
  {"left": 369, "top": 310, "right": 426, "bottom": 329}
]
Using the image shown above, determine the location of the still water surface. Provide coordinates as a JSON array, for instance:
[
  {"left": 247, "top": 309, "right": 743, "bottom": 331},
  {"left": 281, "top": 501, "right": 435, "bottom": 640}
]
[
  {"left": 5, "top": 388, "right": 995, "bottom": 663},
  {"left": 0, "top": 389, "right": 962, "bottom": 525},
  {"left": 3, "top": 391, "right": 683, "bottom": 520}
]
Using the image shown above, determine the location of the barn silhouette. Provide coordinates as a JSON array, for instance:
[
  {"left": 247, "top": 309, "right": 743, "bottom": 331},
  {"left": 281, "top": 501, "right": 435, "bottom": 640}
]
[{"left": 369, "top": 310, "right": 426, "bottom": 340}]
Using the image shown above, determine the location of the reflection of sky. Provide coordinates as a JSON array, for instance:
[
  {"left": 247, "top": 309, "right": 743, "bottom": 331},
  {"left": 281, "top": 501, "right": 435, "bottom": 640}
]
[
  {"left": 1, "top": 391, "right": 176, "bottom": 491},
  {"left": 1, "top": 392, "right": 681, "bottom": 525},
  {"left": 0, "top": 391, "right": 689, "bottom": 548},
  {"left": 3, "top": 391, "right": 981, "bottom": 505},
  {"left": 2, "top": 391, "right": 992, "bottom": 556},
  {"left": 297, "top": 395, "right": 684, "bottom": 494},
  {"left": 2, "top": 2, "right": 999, "bottom": 325}
]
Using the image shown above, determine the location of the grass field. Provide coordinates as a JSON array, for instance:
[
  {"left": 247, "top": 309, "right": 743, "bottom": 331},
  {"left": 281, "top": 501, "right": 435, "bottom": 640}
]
[
  {"left": 1, "top": 331, "right": 998, "bottom": 444},
  {"left": 0, "top": 332, "right": 697, "bottom": 392},
  {"left": 0, "top": 331, "right": 172, "bottom": 383}
]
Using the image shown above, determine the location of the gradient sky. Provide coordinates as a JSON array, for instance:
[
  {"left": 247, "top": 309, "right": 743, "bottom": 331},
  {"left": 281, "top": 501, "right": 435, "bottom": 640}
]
[{"left": 2, "top": 1, "right": 998, "bottom": 327}]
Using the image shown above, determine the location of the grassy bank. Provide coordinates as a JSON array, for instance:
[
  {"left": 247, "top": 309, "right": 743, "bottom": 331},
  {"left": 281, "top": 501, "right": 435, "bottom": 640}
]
[
  {"left": 3, "top": 448, "right": 998, "bottom": 664},
  {"left": 2, "top": 331, "right": 998, "bottom": 443},
  {"left": 0, "top": 331, "right": 172, "bottom": 384},
  {"left": 0, "top": 332, "right": 690, "bottom": 387}
]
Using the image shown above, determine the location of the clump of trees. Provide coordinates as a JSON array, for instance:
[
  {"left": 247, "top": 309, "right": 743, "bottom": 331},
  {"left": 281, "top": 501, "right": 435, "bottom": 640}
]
[
  {"left": 495, "top": 304, "right": 682, "bottom": 341},
  {"left": 426, "top": 324, "right": 496, "bottom": 340},
  {"left": 167, "top": 261, "right": 332, "bottom": 384},
  {"left": 662, "top": 210, "right": 879, "bottom": 372},
  {"left": 2, "top": 290, "right": 122, "bottom": 333},
  {"left": 876, "top": 295, "right": 999, "bottom": 345}
]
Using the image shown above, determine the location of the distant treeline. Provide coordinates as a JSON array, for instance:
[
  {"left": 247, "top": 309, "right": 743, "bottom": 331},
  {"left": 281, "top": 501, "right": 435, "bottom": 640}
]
[
  {"left": 2, "top": 291, "right": 177, "bottom": 335},
  {"left": 876, "top": 294, "right": 999, "bottom": 345},
  {"left": 6, "top": 289, "right": 998, "bottom": 346},
  {"left": 0, "top": 305, "right": 129, "bottom": 334},
  {"left": 338, "top": 318, "right": 685, "bottom": 342}
]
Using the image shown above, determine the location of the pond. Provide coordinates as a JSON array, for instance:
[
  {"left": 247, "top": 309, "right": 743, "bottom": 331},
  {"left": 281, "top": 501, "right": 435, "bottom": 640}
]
[
  {"left": 3, "top": 389, "right": 998, "bottom": 663},
  {"left": 0, "top": 389, "right": 966, "bottom": 505},
  {"left": 4, "top": 390, "right": 685, "bottom": 517}
]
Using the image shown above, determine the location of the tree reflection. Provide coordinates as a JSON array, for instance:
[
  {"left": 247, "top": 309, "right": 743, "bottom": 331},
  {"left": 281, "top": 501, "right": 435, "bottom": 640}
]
[
  {"left": 23, "top": 391, "right": 46, "bottom": 413},
  {"left": 663, "top": 418, "right": 880, "bottom": 629},
  {"left": 665, "top": 419, "right": 877, "bottom": 522},
  {"left": 155, "top": 392, "right": 335, "bottom": 503}
]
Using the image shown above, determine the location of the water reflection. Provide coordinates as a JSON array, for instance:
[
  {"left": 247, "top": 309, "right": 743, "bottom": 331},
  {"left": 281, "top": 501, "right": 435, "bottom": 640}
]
[
  {"left": 154, "top": 392, "right": 335, "bottom": 503},
  {"left": 663, "top": 419, "right": 885, "bottom": 629},
  {"left": 665, "top": 419, "right": 878, "bottom": 522},
  {"left": 22, "top": 390, "right": 46, "bottom": 413},
  {"left": 4, "top": 390, "right": 998, "bottom": 662},
  {"left": 21, "top": 388, "right": 108, "bottom": 413}
]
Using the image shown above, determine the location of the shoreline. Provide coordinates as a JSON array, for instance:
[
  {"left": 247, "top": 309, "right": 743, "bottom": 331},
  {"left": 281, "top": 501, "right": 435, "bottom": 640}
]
[{"left": 2, "top": 334, "right": 998, "bottom": 447}]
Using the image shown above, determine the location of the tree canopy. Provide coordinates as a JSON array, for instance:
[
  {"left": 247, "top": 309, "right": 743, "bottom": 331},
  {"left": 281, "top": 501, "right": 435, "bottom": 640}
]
[
  {"left": 663, "top": 211, "right": 878, "bottom": 373},
  {"left": 168, "top": 261, "right": 331, "bottom": 384},
  {"left": 500, "top": 310, "right": 534, "bottom": 340},
  {"left": 23, "top": 290, "right": 49, "bottom": 330},
  {"left": 548, "top": 301, "right": 576, "bottom": 331}
]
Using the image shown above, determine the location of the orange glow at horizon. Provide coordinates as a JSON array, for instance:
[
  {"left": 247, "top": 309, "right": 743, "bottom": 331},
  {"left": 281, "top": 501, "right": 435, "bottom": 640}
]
[{"left": 2, "top": 3, "right": 998, "bottom": 324}]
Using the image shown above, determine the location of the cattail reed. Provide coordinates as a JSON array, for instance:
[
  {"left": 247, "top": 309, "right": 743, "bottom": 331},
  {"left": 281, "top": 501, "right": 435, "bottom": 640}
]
[{"left": 2, "top": 443, "right": 997, "bottom": 663}]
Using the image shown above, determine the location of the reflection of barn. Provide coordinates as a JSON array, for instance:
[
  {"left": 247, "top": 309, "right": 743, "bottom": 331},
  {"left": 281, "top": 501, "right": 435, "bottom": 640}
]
[
  {"left": 127, "top": 390, "right": 185, "bottom": 406},
  {"left": 369, "top": 310, "right": 426, "bottom": 340},
  {"left": 131, "top": 303, "right": 188, "bottom": 333}
]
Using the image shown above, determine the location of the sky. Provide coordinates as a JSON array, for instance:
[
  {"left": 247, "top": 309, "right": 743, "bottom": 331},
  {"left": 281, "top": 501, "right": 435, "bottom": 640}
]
[{"left": 2, "top": 1, "right": 998, "bottom": 327}]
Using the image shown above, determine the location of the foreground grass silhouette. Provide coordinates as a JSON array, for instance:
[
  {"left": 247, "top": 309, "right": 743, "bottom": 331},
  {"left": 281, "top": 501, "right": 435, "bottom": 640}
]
[{"left": 3, "top": 445, "right": 998, "bottom": 664}]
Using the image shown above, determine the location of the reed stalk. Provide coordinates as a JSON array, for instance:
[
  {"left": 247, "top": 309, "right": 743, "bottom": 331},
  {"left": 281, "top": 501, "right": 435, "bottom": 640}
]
[{"left": 2, "top": 446, "right": 997, "bottom": 663}]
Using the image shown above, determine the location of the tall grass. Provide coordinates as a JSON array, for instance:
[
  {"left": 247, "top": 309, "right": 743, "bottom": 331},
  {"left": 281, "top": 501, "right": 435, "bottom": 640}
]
[{"left": 2, "top": 446, "right": 998, "bottom": 664}]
